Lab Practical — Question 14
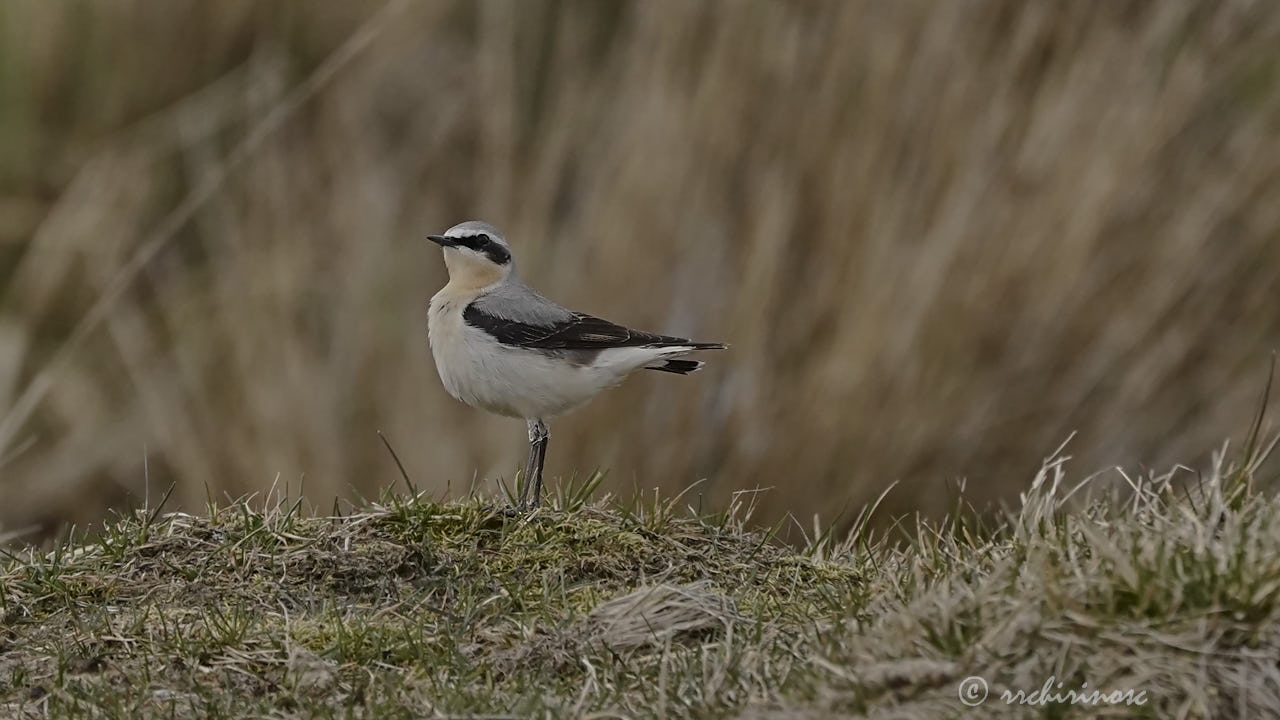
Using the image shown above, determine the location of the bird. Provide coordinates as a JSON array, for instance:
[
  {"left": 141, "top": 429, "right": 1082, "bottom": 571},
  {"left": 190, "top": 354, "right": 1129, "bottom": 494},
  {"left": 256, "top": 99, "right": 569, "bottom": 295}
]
[{"left": 425, "top": 220, "right": 725, "bottom": 510}]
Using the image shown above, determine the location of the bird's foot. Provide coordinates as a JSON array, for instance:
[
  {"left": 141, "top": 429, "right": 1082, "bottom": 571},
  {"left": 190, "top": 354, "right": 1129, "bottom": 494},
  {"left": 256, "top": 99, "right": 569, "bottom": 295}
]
[{"left": 499, "top": 500, "right": 539, "bottom": 517}]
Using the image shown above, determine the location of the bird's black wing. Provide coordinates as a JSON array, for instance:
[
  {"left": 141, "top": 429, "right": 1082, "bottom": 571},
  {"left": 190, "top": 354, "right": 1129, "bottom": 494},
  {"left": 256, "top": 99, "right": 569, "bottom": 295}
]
[{"left": 463, "top": 304, "right": 693, "bottom": 350}]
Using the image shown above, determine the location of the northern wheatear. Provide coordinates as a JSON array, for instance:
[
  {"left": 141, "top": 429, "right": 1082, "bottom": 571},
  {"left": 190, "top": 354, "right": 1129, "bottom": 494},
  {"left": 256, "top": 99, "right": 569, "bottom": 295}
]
[{"left": 426, "top": 220, "right": 725, "bottom": 509}]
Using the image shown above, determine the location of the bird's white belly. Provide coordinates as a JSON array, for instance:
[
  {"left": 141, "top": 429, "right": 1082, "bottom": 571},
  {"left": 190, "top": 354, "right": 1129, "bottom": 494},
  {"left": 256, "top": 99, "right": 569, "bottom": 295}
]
[{"left": 428, "top": 299, "right": 616, "bottom": 419}]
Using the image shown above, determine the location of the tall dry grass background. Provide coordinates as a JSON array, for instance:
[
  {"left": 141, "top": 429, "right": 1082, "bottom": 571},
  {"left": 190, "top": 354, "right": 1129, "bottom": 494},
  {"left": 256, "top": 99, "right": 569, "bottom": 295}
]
[{"left": 1, "top": 1, "right": 1278, "bottom": 538}]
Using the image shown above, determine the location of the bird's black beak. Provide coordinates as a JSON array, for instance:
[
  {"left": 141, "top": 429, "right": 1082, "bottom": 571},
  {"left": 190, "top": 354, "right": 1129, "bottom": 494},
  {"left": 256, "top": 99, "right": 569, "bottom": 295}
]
[{"left": 426, "top": 234, "right": 457, "bottom": 247}]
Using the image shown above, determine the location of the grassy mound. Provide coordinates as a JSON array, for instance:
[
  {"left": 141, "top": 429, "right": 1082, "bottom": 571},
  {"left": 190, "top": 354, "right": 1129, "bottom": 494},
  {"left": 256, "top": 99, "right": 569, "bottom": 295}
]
[{"left": 2, "top": 443, "right": 1279, "bottom": 718}]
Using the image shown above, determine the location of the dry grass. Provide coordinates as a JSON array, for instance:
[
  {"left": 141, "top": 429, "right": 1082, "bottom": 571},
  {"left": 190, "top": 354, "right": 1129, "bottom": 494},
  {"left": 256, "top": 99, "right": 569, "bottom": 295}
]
[
  {"left": 1, "top": 438, "right": 1278, "bottom": 717},
  {"left": 1, "top": 1, "right": 1280, "bottom": 535},
  {"left": 0, "top": 481, "right": 859, "bottom": 718}
]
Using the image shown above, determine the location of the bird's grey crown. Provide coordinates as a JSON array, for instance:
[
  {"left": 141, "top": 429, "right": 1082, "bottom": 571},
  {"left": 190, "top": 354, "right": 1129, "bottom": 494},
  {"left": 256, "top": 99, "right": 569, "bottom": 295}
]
[{"left": 444, "top": 220, "right": 507, "bottom": 247}]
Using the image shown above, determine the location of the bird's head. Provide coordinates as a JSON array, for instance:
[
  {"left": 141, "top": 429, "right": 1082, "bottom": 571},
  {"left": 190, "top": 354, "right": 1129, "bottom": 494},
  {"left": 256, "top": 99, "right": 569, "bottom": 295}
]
[{"left": 427, "top": 220, "right": 514, "bottom": 290}]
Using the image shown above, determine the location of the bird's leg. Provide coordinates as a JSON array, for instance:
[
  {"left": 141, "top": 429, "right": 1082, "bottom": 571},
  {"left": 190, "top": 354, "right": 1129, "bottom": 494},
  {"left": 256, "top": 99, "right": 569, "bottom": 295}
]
[
  {"left": 520, "top": 418, "right": 549, "bottom": 509},
  {"left": 531, "top": 420, "right": 549, "bottom": 507},
  {"left": 517, "top": 422, "right": 536, "bottom": 508}
]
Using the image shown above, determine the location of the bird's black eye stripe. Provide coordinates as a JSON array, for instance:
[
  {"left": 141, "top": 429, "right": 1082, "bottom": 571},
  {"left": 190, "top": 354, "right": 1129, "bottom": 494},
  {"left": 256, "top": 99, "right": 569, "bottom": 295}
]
[
  {"left": 484, "top": 242, "right": 511, "bottom": 265},
  {"left": 455, "top": 233, "right": 489, "bottom": 250},
  {"left": 456, "top": 233, "right": 511, "bottom": 265}
]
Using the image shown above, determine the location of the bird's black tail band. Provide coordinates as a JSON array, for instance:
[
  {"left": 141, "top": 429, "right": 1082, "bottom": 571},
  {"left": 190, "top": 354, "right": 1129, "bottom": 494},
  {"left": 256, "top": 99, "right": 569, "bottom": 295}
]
[{"left": 646, "top": 359, "right": 705, "bottom": 375}]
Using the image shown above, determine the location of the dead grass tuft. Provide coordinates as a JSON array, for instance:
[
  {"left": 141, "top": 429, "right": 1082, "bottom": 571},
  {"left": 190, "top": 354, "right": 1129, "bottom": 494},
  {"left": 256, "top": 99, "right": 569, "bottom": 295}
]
[{"left": 582, "top": 580, "right": 738, "bottom": 652}]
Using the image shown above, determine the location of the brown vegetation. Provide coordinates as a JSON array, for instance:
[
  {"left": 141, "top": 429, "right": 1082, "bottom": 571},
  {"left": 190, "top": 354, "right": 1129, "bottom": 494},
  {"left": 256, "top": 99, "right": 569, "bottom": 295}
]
[{"left": 1, "top": 1, "right": 1278, "bottom": 535}]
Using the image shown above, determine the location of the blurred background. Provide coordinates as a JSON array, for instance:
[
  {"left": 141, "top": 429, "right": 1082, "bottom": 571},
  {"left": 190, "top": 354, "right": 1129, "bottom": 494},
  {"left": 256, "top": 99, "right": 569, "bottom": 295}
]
[{"left": 1, "top": 0, "right": 1278, "bottom": 541}]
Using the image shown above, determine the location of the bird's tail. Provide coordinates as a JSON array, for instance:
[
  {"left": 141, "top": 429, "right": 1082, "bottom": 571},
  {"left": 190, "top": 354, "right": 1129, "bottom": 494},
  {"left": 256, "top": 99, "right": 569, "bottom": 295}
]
[
  {"left": 647, "top": 341, "right": 727, "bottom": 351},
  {"left": 646, "top": 358, "right": 705, "bottom": 375},
  {"left": 641, "top": 341, "right": 725, "bottom": 375}
]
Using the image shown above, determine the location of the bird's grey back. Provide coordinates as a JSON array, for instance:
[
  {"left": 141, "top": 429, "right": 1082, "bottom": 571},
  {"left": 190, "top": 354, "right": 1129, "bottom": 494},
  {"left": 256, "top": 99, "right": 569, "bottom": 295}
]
[{"left": 471, "top": 278, "right": 574, "bottom": 327}]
